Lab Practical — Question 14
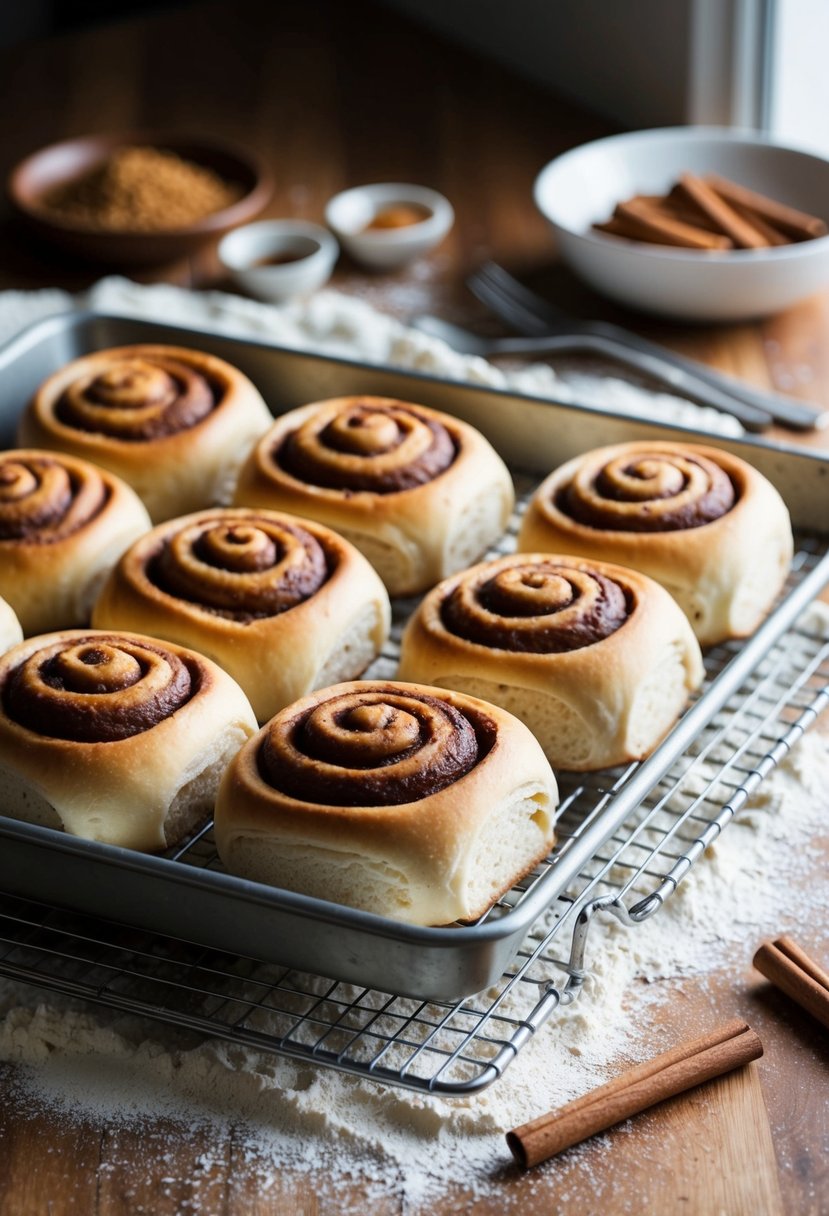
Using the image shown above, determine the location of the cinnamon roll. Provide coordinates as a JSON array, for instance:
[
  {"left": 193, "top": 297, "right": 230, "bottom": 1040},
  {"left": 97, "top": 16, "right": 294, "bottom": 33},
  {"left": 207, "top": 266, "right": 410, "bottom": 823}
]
[
  {"left": 0, "top": 449, "right": 151, "bottom": 635},
  {"left": 518, "top": 442, "right": 793, "bottom": 646},
  {"left": 0, "top": 630, "right": 257, "bottom": 850},
  {"left": 20, "top": 345, "right": 273, "bottom": 522},
  {"left": 398, "top": 554, "right": 704, "bottom": 770},
  {"left": 232, "top": 396, "right": 515, "bottom": 596},
  {"left": 0, "top": 597, "right": 22, "bottom": 655},
  {"left": 93, "top": 508, "right": 391, "bottom": 722},
  {"left": 214, "top": 680, "right": 557, "bottom": 925}
]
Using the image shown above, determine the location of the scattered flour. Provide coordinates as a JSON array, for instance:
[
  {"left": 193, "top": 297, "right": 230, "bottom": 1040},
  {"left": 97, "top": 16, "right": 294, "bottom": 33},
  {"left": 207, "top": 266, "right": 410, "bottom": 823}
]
[
  {"left": 0, "top": 275, "right": 743, "bottom": 437},
  {"left": 1, "top": 618, "right": 826, "bottom": 1208},
  {"left": 0, "top": 280, "right": 824, "bottom": 1207}
]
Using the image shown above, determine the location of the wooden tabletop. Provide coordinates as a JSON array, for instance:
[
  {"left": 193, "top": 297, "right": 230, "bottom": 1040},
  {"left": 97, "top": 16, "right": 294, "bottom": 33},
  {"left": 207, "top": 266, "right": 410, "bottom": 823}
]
[{"left": 0, "top": 2, "right": 827, "bottom": 1213}]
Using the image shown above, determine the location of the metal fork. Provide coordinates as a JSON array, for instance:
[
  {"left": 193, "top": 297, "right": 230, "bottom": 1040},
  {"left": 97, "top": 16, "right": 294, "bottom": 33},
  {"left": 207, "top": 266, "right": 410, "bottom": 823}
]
[
  {"left": 411, "top": 313, "right": 772, "bottom": 430},
  {"left": 411, "top": 315, "right": 776, "bottom": 430},
  {"left": 466, "top": 262, "right": 828, "bottom": 433}
]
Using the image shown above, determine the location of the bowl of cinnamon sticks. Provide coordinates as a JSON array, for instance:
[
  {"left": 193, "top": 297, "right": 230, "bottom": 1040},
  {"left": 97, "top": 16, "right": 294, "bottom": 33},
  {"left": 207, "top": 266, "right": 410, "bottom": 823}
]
[{"left": 534, "top": 126, "right": 829, "bottom": 321}]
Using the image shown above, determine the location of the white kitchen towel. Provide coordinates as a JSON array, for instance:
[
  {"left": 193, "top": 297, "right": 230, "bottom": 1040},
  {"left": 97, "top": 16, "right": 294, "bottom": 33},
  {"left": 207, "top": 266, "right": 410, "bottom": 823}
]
[{"left": 0, "top": 276, "right": 743, "bottom": 436}]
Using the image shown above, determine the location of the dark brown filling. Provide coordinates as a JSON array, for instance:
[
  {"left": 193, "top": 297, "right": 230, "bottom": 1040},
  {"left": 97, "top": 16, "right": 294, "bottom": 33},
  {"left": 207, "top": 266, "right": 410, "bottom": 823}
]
[
  {"left": 258, "top": 686, "right": 494, "bottom": 806},
  {"left": 2, "top": 635, "right": 197, "bottom": 741},
  {"left": 562, "top": 452, "right": 736, "bottom": 532},
  {"left": 55, "top": 354, "right": 217, "bottom": 441},
  {"left": 442, "top": 562, "right": 629, "bottom": 653},
  {"left": 0, "top": 455, "right": 109, "bottom": 543},
  {"left": 147, "top": 515, "right": 331, "bottom": 619},
  {"left": 277, "top": 402, "right": 457, "bottom": 493}
]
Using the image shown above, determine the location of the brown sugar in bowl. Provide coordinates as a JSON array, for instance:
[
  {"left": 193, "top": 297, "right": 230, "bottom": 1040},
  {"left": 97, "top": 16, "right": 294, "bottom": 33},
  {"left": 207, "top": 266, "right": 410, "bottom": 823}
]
[{"left": 8, "top": 132, "right": 273, "bottom": 266}]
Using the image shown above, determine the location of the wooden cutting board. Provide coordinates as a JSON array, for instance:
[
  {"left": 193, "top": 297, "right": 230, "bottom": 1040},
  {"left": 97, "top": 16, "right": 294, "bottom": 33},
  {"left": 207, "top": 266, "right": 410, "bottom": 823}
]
[{"left": 588, "top": 1062, "right": 785, "bottom": 1216}]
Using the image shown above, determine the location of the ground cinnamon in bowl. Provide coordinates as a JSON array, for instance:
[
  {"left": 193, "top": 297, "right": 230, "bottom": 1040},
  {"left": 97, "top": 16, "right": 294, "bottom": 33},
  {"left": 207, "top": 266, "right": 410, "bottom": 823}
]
[{"left": 39, "top": 145, "right": 243, "bottom": 232}]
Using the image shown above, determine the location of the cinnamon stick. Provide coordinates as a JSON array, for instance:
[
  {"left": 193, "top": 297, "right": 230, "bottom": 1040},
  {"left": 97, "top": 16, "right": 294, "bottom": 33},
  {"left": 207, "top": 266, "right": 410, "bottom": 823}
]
[
  {"left": 753, "top": 936, "right": 829, "bottom": 1030},
  {"left": 592, "top": 215, "right": 673, "bottom": 244},
  {"left": 676, "top": 172, "right": 769, "bottom": 249},
  {"left": 727, "top": 201, "right": 789, "bottom": 247},
  {"left": 634, "top": 194, "right": 730, "bottom": 235},
  {"left": 506, "top": 1019, "right": 762, "bottom": 1169},
  {"left": 631, "top": 194, "right": 723, "bottom": 232},
  {"left": 593, "top": 217, "right": 629, "bottom": 235},
  {"left": 706, "top": 174, "right": 828, "bottom": 241},
  {"left": 595, "top": 203, "right": 726, "bottom": 243},
  {"left": 614, "top": 198, "right": 733, "bottom": 250},
  {"left": 662, "top": 189, "right": 731, "bottom": 234}
]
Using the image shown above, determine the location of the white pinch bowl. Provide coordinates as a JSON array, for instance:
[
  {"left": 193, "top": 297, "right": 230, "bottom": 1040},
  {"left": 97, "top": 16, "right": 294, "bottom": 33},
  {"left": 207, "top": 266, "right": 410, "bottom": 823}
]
[
  {"left": 218, "top": 220, "right": 339, "bottom": 302},
  {"left": 325, "top": 183, "right": 454, "bottom": 270},
  {"left": 534, "top": 126, "right": 829, "bottom": 321}
]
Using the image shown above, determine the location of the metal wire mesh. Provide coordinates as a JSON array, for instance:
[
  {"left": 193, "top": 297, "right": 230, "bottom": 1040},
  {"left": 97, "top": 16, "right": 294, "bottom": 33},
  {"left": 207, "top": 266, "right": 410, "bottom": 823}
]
[{"left": 0, "top": 482, "right": 826, "bottom": 1095}]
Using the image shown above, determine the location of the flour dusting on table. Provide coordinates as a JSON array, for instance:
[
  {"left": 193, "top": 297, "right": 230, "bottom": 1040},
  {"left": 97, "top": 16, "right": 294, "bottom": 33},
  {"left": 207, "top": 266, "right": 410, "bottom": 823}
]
[{"left": 1, "top": 720, "right": 827, "bottom": 1209}]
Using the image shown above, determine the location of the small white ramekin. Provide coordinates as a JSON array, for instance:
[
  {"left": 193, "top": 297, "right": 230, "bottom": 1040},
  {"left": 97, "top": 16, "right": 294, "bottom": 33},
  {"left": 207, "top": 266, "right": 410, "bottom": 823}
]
[
  {"left": 325, "top": 183, "right": 454, "bottom": 270},
  {"left": 218, "top": 220, "right": 339, "bottom": 302}
]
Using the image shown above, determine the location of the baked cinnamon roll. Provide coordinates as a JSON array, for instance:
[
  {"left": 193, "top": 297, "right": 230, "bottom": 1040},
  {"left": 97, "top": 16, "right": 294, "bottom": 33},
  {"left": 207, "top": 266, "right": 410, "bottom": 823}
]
[
  {"left": 93, "top": 508, "right": 391, "bottom": 722},
  {"left": 0, "top": 449, "right": 151, "bottom": 635},
  {"left": 232, "top": 396, "right": 515, "bottom": 595},
  {"left": 518, "top": 442, "right": 793, "bottom": 646},
  {"left": 20, "top": 345, "right": 273, "bottom": 522},
  {"left": 398, "top": 554, "right": 704, "bottom": 770},
  {"left": 0, "top": 630, "right": 257, "bottom": 850},
  {"left": 214, "top": 680, "right": 557, "bottom": 925}
]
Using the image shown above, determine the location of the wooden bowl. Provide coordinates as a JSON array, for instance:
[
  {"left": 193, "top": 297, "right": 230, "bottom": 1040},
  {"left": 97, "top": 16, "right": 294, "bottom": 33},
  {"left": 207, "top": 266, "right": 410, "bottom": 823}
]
[{"left": 8, "top": 132, "right": 273, "bottom": 266}]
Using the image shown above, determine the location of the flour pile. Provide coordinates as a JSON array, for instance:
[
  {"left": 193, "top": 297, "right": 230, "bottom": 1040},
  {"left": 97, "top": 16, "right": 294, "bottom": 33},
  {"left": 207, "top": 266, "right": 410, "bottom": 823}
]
[{"left": 0, "top": 276, "right": 743, "bottom": 437}]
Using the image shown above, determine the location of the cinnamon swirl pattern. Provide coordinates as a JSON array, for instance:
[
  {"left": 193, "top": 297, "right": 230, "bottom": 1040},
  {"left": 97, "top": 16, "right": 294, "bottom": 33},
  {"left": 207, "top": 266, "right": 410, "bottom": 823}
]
[
  {"left": 215, "top": 680, "right": 558, "bottom": 925},
  {"left": 0, "top": 449, "right": 151, "bottom": 635},
  {"left": 20, "top": 345, "right": 273, "bottom": 523},
  {"left": 93, "top": 508, "right": 391, "bottom": 722},
  {"left": 0, "top": 630, "right": 257, "bottom": 850},
  {"left": 518, "top": 442, "right": 794, "bottom": 646},
  {"left": 398, "top": 554, "right": 704, "bottom": 771},
  {"left": 233, "top": 396, "right": 515, "bottom": 595},
  {"left": 560, "top": 447, "right": 736, "bottom": 532}
]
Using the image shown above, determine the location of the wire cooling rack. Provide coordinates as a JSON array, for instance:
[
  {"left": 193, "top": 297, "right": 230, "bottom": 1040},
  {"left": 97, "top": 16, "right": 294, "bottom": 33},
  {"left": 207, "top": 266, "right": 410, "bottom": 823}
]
[{"left": 0, "top": 500, "right": 826, "bottom": 1095}]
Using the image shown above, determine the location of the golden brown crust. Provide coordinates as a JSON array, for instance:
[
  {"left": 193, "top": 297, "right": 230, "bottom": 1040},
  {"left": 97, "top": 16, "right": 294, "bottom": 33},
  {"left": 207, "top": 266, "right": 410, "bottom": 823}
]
[
  {"left": 232, "top": 396, "right": 515, "bottom": 595},
  {"left": 0, "top": 629, "right": 257, "bottom": 850},
  {"left": 20, "top": 345, "right": 273, "bottom": 523},
  {"left": 214, "top": 680, "right": 558, "bottom": 925},
  {"left": 0, "top": 448, "right": 151, "bottom": 635},
  {"left": 398, "top": 553, "right": 705, "bottom": 771},
  {"left": 93, "top": 508, "right": 391, "bottom": 722},
  {"left": 518, "top": 442, "right": 793, "bottom": 646}
]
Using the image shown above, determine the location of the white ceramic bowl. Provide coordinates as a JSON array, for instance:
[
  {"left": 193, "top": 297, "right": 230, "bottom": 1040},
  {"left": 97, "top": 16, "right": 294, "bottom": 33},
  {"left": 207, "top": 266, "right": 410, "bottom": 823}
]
[
  {"left": 325, "top": 183, "right": 454, "bottom": 270},
  {"left": 534, "top": 127, "right": 829, "bottom": 321},
  {"left": 218, "top": 220, "right": 339, "bottom": 302}
]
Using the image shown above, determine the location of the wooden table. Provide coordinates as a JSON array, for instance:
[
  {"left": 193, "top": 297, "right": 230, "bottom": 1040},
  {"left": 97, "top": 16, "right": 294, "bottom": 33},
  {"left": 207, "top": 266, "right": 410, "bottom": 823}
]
[{"left": 0, "top": 3, "right": 827, "bottom": 1213}]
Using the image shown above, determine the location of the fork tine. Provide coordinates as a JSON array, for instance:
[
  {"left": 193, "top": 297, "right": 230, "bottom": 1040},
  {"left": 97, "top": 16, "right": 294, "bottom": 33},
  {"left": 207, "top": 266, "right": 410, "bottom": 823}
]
[
  {"left": 468, "top": 277, "right": 551, "bottom": 336},
  {"left": 471, "top": 263, "right": 822, "bottom": 429},
  {"left": 482, "top": 264, "right": 571, "bottom": 321},
  {"left": 468, "top": 262, "right": 563, "bottom": 335}
]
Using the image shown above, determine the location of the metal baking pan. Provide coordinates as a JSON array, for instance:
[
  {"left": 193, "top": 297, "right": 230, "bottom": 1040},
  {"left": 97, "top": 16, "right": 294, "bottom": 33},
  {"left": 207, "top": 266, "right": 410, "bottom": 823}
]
[{"left": 0, "top": 309, "right": 826, "bottom": 1003}]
